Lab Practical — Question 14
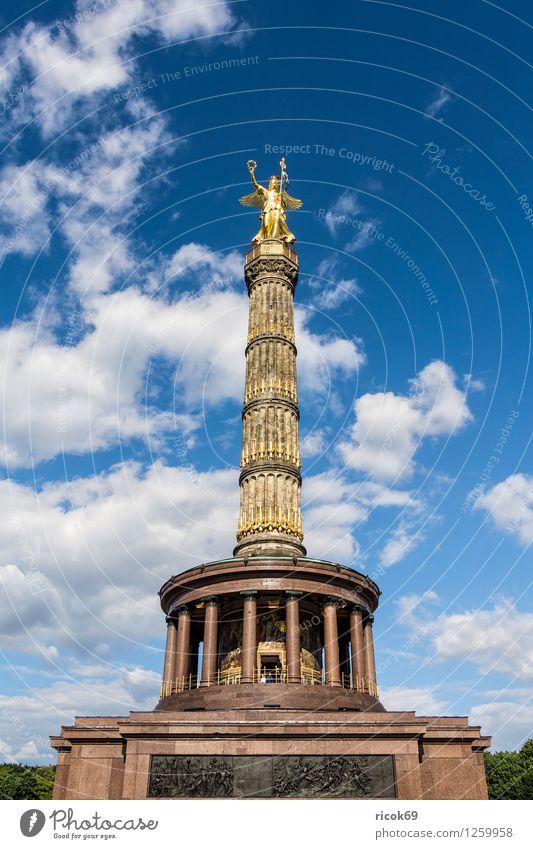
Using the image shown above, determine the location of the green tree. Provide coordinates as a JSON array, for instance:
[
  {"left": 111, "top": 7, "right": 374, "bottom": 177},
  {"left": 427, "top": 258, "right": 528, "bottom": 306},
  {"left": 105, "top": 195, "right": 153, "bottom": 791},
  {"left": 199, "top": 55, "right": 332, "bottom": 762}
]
[
  {"left": 0, "top": 764, "right": 56, "bottom": 800},
  {"left": 484, "top": 739, "right": 533, "bottom": 799}
]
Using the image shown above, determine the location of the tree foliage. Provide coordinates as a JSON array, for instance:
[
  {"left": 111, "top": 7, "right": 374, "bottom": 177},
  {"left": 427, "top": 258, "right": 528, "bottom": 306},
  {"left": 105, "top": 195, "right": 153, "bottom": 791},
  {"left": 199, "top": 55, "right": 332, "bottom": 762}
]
[
  {"left": 484, "top": 739, "right": 533, "bottom": 800},
  {"left": 0, "top": 764, "right": 56, "bottom": 800}
]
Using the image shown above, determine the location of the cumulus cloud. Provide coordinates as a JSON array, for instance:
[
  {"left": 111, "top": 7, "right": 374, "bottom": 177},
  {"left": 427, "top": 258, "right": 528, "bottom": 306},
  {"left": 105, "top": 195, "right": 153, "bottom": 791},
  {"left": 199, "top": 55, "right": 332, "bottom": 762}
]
[
  {"left": 0, "top": 269, "right": 368, "bottom": 468},
  {"left": 396, "top": 592, "right": 533, "bottom": 681},
  {"left": 0, "top": 116, "right": 170, "bottom": 288},
  {"left": 395, "top": 590, "right": 441, "bottom": 631},
  {"left": 302, "top": 472, "right": 419, "bottom": 565},
  {"left": 321, "top": 190, "right": 363, "bottom": 238},
  {"left": 0, "top": 163, "right": 53, "bottom": 257},
  {"left": 475, "top": 473, "right": 533, "bottom": 546},
  {"left": 0, "top": 457, "right": 426, "bottom": 659},
  {"left": 470, "top": 699, "right": 533, "bottom": 752},
  {"left": 308, "top": 256, "right": 361, "bottom": 310},
  {"left": 0, "top": 663, "right": 162, "bottom": 764},
  {"left": 295, "top": 307, "right": 365, "bottom": 398},
  {"left": 339, "top": 360, "right": 473, "bottom": 483},
  {"left": 345, "top": 218, "right": 381, "bottom": 253},
  {"left": 151, "top": 241, "right": 243, "bottom": 294},
  {"left": 380, "top": 686, "right": 445, "bottom": 715},
  {"left": 319, "top": 190, "right": 381, "bottom": 253},
  {"left": 300, "top": 428, "right": 329, "bottom": 459},
  {"left": 379, "top": 519, "right": 425, "bottom": 567},
  {"left": 433, "top": 599, "right": 533, "bottom": 680},
  {"left": 0, "top": 0, "right": 236, "bottom": 135},
  {"left": 0, "top": 460, "right": 238, "bottom": 655}
]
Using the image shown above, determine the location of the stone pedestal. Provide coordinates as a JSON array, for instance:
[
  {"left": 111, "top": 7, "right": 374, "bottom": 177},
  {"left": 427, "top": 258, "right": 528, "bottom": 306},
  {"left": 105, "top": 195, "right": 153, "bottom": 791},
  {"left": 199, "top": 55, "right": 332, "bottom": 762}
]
[{"left": 50, "top": 706, "right": 490, "bottom": 800}]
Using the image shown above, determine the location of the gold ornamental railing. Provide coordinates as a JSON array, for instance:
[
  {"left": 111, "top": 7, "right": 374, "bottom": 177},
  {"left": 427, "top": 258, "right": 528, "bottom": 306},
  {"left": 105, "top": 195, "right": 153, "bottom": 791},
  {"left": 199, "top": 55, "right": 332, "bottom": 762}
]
[
  {"left": 240, "top": 443, "right": 301, "bottom": 468},
  {"left": 160, "top": 666, "right": 378, "bottom": 698},
  {"left": 244, "top": 380, "right": 297, "bottom": 404}
]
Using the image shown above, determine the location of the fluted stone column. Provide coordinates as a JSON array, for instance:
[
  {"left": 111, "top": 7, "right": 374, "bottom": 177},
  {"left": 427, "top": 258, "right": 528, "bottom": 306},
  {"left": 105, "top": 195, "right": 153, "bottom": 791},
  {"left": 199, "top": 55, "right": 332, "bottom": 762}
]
[
  {"left": 363, "top": 614, "right": 377, "bottom": 687},
  {"left": 162, "top": 616, "right": 177, "bottom": 684},
  {"left": 285, "top": 591, "right": 302, "bottom": 684},
  {"left": 350, "top": 605, "right": 366, "bottom": 684},
  {"left": 240, "top": 591, "right": 257, "bottom": 684},
  {"left": 323, "top": 598, "right": 341, "bottom": 687},
  {"left": 200, "top": 597, "right": 220, "bottom": 687},
  {"left": 174, "top": 605, "right": 191, "bottom": 690},
  {"left": 234, "top": 241, "right": 306, "bottom": 558}
]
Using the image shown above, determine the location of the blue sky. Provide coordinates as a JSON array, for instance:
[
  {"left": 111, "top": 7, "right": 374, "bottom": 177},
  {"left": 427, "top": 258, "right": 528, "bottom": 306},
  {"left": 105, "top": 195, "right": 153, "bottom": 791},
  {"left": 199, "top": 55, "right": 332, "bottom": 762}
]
[{"left": 0, "top": 0, "right": 532, "bottom": 763}]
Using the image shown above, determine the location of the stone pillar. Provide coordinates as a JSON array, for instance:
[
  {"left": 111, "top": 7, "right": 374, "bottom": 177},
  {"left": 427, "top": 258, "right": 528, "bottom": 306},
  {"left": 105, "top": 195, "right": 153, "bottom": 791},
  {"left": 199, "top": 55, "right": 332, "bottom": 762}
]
[
  {"left": 349, "top": 605, "right": 366, "bottom": 686},
  {"left": 285, "top": 591, "right": 302, "bottom": 684},
  {"left": 234, "top": 241, "right": 306, "bottom": 559},
  {"left": 363, "top": 614, "right": 377, "bottom": 689},
  {"left": 174, "top": 605, "right": 191, "bottom": 690},
  {"left": 322, "top": 598, "right": 341, "bottom": 687},
  {"left": 162, "top": 616, "right": 177, "bottom": 684},
  {"left": 200, "top": 597, "right": 220, "bottom": 686},
  {"left": 240, "top": 591, "right": 257, "bottom": 683}
]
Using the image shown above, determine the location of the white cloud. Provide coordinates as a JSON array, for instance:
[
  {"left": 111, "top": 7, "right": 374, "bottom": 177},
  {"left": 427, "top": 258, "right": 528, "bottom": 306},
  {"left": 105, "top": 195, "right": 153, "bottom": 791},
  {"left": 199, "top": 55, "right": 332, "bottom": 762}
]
[
  {"left": 302, "top": 473, "right": 419, "bottom": 564},
  {"left": 0, "top": 163, "right": 52, "bottom": 257},
  {"left": 319, "top": 190, "right": 380, "bottom": 253},
  {"left": 154, "top": 241, "right": 243, "bottom": 293},
  {"left": 0, "top": 247, "right": 369, "bottom": 469},
  {"left": 397, "top": 592, "right": 533, "bottom": 682},
  {"left": 345, "top": 218, "right": 381, "bottom": 253},
  {"left": 425, "top": 86, "right": 451, "bottom": 119},
  {"left": 470, "top": 699, "right": 533, "bottom": 752},
  {"left": 475, "top": 473, "right": 533, "bottom": 546},
  {"left": 300, "top": 429, "right": 328, "bottom": 459},
  {"left": 0, "top": 460, "right": 238, "bottom": 655},
  {"left": 303, "top": 501, "right": 365, "bottom": 563},
  {"left": 380, "top": 686, "right": 445, "bottom": 715},
  {"left": 0, "top": 116, "right": 170, "bottom": 282},
  {"left": 0, "top": 284, "right": 244, "bottom": 466},
  {"left": 295, "top": 307, "right": 365, "bottom": 399},
  {"left": 1, "top": 0, "right": 236, "bottom": 135},
  {"left": 379, "top": 519, "right": 425, "bottom": 567},
  {"left": 395, "top": 590, "right": 441, "bottom": 631},
  {"left": 339, "top": 360, "right": 473, "bottom": 483},
  {"left": 308, "top": 256, "right": 361, "bottom": 310},
  {"left": 322, "top": 191, "right": 362, "bottom": 238},
  {"left": 0, "top": 662, "right": 162, "bottom": 764},
  {"left": 433, "top": 599, "right": 533, "bottom": 680}
]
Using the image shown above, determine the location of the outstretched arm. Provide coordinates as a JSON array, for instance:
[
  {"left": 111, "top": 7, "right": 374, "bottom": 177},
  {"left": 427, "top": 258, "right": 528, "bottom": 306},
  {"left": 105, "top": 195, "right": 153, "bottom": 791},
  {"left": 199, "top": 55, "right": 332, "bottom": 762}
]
[{"left": 247, "top": 160, "right": 264, "bottom": 194}]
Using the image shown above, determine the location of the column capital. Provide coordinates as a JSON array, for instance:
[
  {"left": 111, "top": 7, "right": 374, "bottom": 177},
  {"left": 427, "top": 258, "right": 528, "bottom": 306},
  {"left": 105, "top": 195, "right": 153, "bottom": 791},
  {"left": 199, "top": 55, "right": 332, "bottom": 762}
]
[
  {"left": 175, "top": 604, "right": 190, "bottom": 615},
  {"left": 351, "top": 604, "right": 367, "bottom": 617},
  {"left": 365, "top": 614, "right": 375, "bottom": 625},
  {"left": 285, "top": 590, "right": 303, "bottom": 598},
  {"left": 239, "top": 590, "right": 258, "bottom": 599},
  {"left": 202, "top": 596, "right": 220, "bottom": 606},
  {"left": 322, "top": 595, "right": 342, "bottom": 608}
]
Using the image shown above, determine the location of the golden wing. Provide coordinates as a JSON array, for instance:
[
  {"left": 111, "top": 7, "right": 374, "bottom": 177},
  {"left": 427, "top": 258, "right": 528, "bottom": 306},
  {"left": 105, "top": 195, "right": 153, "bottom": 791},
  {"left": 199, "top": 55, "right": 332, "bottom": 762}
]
[
  {"left": 239, "top": 190, "right": 264, "bottom": 208},
  {"left": 282, "top": 190, "right": 303, "bottom": 210}
]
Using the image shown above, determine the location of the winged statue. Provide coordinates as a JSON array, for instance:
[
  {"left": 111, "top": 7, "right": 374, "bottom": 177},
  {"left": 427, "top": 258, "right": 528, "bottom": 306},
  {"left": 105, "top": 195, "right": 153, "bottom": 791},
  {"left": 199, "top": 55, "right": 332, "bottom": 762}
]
[{"left": 239, "top": 158, "right": 302, "bottom": 244}]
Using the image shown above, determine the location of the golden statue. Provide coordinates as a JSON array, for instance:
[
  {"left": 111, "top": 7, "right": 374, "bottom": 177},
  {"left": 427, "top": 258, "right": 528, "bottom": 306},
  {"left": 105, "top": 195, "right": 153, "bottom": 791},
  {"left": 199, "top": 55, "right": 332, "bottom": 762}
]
[{"left": 239, "top": 158, "right": 302, "bottom": 244}]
